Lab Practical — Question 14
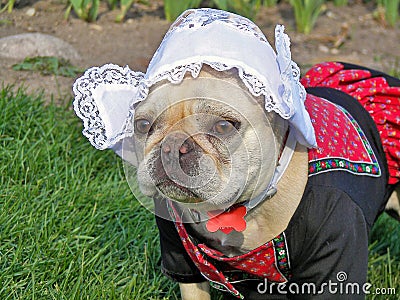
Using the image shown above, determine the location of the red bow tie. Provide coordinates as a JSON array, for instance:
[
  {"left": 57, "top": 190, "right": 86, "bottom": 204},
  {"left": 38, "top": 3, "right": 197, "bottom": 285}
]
[{"left": 206, "top": 206, "right": 247, "bottom": 234}]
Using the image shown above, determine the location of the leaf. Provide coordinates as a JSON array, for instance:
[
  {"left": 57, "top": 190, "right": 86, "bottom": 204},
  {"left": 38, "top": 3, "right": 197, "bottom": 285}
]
[
  {"left": 212, "top": 0, "right": 261, "bottom": 20},
  {"left": 289, "top": 0, "right": 325, "bottom": 34},
  {"left": 68, "top": 0, "right": 99, "bottom": 22},
  {"left": 116, "top": 0, "right": 135, "bottom": 22},
  {"left": 88, "top": 0, "right": 100, "bottom": 22},
  {"left": 12, "top": 56, "right": 84, "bottom": 78},
  {"left": 164, "top": 0, "right": 202, "bottom": 21},
  {"left": 212, "top": 0, "right": 229, "bottom": 11}
]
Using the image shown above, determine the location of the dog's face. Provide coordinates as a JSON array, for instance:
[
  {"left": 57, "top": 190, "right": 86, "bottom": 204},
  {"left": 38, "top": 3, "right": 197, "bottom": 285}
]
[{"left": 133, "top": 68, "right": 285, "bottom": 212}]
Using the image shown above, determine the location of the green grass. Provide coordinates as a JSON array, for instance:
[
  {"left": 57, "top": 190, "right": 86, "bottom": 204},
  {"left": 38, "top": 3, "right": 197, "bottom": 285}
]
[
  {"left": 0, "top": 86, "right": 398, "bottom": 299},
  {"left": 0, "top": 86, "right": 178, "bottom": 299},
  {"left": 368, "top": 214, "right": 399, "bottom": 299}
]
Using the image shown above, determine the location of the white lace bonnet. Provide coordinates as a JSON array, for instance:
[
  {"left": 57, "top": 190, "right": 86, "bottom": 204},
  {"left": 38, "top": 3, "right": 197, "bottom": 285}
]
[{"left": 73, "top": 8, "right": 317, "bottom": 158}]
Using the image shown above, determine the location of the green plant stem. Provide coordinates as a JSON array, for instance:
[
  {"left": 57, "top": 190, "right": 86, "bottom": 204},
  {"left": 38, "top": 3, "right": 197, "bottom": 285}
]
[
  {"left": 115, "top": 0, "right": 135, "bottom": 22},
  {"left": 164, "top": 0, "right": 202, "bottom": 21},
  {"left": 212, "top": 0, "right": 261, "bottom": 20},
  {"left": 289, "top": 0, "right": 325, "bottom": 34},
  {"left": 334, "top": 0, "right": 348, "bottom": 6},
  {"left": 384, "top": 0, "right": 400, "bottom": 26},
  {"left": 0, "top": 0, "right": 15, "bottom": 13},
  {"left": 67, "top": 0, "right": 100, "bottom": 22},
  {"left": 263, "top": 0, "right": 278, "bottom": 7}
]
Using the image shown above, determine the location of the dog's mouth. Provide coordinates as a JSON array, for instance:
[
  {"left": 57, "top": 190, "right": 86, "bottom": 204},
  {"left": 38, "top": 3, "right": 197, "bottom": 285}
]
[{"left": 156, "top": 180, "right": 203, "bottom": 204}]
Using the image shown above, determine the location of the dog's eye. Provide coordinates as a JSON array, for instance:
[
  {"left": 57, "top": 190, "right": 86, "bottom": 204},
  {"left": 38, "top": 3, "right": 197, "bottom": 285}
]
[
  {"left": 135, "top": 119, "right": 151, "bottom": 134},
  {"left": 212, "top": 120, "right": 236, "bottom": 135}
]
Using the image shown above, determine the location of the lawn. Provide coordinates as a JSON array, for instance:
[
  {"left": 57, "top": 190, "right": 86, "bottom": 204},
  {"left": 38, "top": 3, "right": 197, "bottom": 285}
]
[{"left": 0, "top": 86, "right": 398, "bottom": 299}]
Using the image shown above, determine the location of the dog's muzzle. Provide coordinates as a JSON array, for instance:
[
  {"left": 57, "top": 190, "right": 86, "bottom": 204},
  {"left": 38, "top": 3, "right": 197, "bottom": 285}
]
[{"left": 153, "top": 131, "right": 216, "bottom": 203}]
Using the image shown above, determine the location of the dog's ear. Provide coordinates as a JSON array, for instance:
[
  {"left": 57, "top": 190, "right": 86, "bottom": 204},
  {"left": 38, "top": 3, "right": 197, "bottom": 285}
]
[{"left": 73, "top": 64, "right": 143, "bottom": 166}]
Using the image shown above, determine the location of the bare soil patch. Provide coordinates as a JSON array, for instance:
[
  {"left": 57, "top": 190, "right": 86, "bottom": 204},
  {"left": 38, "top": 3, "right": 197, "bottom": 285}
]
[{"left": 0, "top": 0, "right": 399, "bottom": 102}]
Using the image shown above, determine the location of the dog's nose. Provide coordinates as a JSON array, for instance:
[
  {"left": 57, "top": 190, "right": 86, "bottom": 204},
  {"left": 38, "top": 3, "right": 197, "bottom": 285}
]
[
  {"left": 158, "top": 131, "right": 215, "bottom": 190},
  {"left": 160, "top": 132, "right": 195, "bottom": 183},
  {"left": 161, "top": 133, "right": 193, "bottom": 156}
]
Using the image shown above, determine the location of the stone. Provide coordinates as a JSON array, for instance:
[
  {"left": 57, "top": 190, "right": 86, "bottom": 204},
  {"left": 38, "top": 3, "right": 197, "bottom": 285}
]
[
  {"left": 318, "top": 44, "right": 329, "bottom": 53},
  {"left": 330, "top": 48, "right": 340, "bottom": 55},
  {"left": 0, "top": 33, "right": 81, "bottom": 62},
  {"left": 89, "top": 24, "right": 103, "bottom": 31},
  {"left": 25, "top": 8, "right": 36, "bottom": 17}
]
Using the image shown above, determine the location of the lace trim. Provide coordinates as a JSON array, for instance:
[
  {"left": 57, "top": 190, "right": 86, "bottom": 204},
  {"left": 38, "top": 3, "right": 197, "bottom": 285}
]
[
  {"left": 124, "top": 60, "right": 292, "bottom": 131},
  {"left": 275, "top": 25, "right": 306, "bottom": 116},
  {"left": 74, "top": 63, "right": 304, "bottom": 152},
  {"left": 73, "top": 64, "right": 144, "bottom": 150},
  {"left": 138, "top": 8, "right": 293, "bottom": 119},
  {"left": 167, "top": 8, "right": 268, "bottom": 43}
]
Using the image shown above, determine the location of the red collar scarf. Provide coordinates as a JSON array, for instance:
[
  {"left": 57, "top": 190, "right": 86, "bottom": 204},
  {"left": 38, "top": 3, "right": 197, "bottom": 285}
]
[{"left": 168, "top": 202, "right": 291, "bottom": 299}]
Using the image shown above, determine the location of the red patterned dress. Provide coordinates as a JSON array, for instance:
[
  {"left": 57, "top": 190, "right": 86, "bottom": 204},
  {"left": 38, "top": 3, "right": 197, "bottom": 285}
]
[
  {"left": 155, "top": 62, "right": 398, "bottom": 299},
  {"left": 301, "top": 61, "right": 400, "bottom": 185}
]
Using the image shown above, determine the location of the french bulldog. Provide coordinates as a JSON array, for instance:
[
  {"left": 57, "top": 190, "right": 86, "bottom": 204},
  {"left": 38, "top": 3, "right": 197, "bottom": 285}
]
[
  {"left": 130, "top": 65, "right": 399, "bottom": 299},
  {"left": 73, "top": 8, "right": 399, "bottom": 300},
  {"left": 134, "top": 66, "right": 305, "bottom": 251}
]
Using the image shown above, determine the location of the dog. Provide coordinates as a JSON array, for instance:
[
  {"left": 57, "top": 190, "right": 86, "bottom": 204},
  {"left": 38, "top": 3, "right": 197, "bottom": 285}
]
[{"left": 73, "top": 8, "right": 400, "bottom": 299}]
